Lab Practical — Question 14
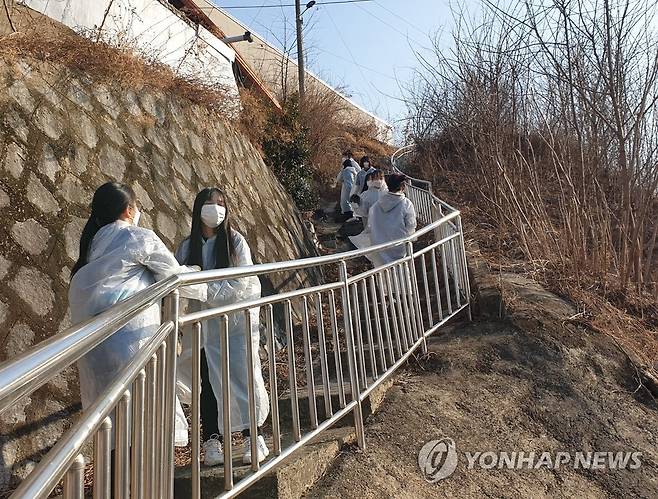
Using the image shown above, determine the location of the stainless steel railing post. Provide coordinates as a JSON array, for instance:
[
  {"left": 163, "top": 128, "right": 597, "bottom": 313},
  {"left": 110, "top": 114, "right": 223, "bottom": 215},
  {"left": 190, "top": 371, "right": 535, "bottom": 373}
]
[
  {"left": 62, "top": 454, "right": 85, "bottom": 499},
  {"left": 339, "top": 261, "right": 366, "bottom": 450},
  {"left": 191, "top": 322, "right": 201, "bottom": 499},
  {"left": 163, "top": 290, "right": 179, "bottom": 498},
  {"left": 93, "top": 417, "right": 112, "bottom": 499},
  {"left": 456, "top": 215, "right": 473, "bottom": 321}
]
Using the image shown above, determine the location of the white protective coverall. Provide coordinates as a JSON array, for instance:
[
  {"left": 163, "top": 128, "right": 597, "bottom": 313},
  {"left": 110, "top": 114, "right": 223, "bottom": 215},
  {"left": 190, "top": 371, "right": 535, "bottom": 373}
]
[
  {"left": 368, "top": 191, "right": 417, "bottom": 266},
  {"left": 353, "top": 166, "right": 376, "bottom": 197},
  {"left": 69, "top": 220, "right": 207, "bottom": 446},
  {"left": 355, "top": 183, "right": 385, "bottom": 229},
  {"left": 336, "top": 161, "right": 359, "bottom": 214},
  {"left": 175, "top": 230, "right": 269, "bottom": 433}
]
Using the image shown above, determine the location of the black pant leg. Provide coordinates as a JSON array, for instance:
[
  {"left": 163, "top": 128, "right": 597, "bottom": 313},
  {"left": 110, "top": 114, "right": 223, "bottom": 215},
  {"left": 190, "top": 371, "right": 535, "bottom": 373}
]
[{"left": 200, "top": 348, "right": 221, "bottom": 441}]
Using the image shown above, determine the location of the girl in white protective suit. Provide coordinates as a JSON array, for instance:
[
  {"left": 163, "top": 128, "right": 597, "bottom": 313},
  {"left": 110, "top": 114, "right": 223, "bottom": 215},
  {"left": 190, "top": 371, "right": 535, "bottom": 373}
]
[
  {"left": 175, "top": 187, "right": 270, "bottom": 466},
  {"left": 336, "top": 152, "right": 359, "bottom": 221},
  {"left": 353, "top": 155, "right": 376, "bottom": 197},
  {"left": 368, "top": 173, "right": 417, "bottom": 266},
  {"left": 354, "top": 169, "right": 387, "bottom": 230},
  {"left": 69, "top": 182, "right": 207, "bottom": 449}
]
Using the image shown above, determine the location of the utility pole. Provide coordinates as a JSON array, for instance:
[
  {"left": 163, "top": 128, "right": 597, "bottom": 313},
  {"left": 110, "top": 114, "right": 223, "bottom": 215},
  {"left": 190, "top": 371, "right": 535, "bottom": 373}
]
[{"left": 295, "top": 0, "right": 306, "bottom": 104}]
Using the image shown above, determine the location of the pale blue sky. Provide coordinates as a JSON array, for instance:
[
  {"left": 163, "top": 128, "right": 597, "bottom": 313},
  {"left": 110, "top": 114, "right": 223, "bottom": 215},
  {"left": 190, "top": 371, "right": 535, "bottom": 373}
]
[{"left": 214, "top": 0, "right": 480, "bottom": 132}]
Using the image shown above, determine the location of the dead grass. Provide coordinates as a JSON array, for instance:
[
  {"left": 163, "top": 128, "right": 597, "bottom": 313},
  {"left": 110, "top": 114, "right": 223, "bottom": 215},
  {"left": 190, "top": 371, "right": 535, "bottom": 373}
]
[
  {"left": 0, "top": 27, "right": 232, "bottom": 110},
  {"left": 238, "top": 86, "right": 394, "bottom": 188}
]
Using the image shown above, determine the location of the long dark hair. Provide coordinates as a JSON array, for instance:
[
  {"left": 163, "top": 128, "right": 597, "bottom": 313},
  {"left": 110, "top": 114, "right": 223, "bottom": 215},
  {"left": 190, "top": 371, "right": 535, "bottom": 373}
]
[
  {"left": 362, "top": 169, "right": 382, "bottom": 194},
  {"left": 185, "top": 187, "right": 235, "bottom": 269},
  {"left": 71, "top": 182, "right": 136, "bottom": 276}
]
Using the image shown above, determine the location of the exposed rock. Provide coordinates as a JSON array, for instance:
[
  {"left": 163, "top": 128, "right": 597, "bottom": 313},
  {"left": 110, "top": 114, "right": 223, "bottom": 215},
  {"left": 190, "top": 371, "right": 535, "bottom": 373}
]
[
  {"left": 27, "top": 174, "right": 59, "bottom": 214},
  {"left": 145, "top": 126, "right": 168, "bottom": 151},
  {"left": 30, "top": 72, "right": 64, "bottom": 109},
  {"left": 40, "top": 144, "right": 60, "bottom": 182},
  {"left": 9, "top": 267, "right": 55, "bottom": 317},
  {"left": 3, "top": 142, "right": 25, "bottom": 179},
  {"left": 64, "top": 217, "right": 88, "bottom": 261},
  {"left": 12, "top": 460, "right": 37, "bottom": 481},
  {"left": 67, "top": 144, "right": 89, "bottom": 176},
  {"left": 98, "top": 144, "right": 126, "bottom": 181},
  {"left": 11, "top": 219, "right": 50, "bottom": 255}
]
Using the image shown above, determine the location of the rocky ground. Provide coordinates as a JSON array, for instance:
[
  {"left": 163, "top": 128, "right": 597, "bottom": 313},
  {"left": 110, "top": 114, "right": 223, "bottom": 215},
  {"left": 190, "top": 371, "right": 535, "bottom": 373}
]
[{"left": 305, "top": 271, "right": 658, "bottom": 498}]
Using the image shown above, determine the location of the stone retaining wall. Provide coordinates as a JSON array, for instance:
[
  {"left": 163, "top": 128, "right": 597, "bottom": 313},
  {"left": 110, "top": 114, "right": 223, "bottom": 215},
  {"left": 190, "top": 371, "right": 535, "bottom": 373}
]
[{"left": 0, "top": 55, "right": 317, "bottom": 489}]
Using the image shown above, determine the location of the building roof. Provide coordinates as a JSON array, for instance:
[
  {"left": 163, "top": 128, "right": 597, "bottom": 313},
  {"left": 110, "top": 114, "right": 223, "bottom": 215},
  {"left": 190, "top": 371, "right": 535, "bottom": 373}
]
[{"left": 168, "top": 0, "right": 282, "bottom": 109}]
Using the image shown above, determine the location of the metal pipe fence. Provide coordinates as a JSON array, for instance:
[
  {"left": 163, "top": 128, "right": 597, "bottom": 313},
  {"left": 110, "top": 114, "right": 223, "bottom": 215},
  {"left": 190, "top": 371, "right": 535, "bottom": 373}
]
[{"left": 0, "top": 145, "right": 470, "bottom": 498}]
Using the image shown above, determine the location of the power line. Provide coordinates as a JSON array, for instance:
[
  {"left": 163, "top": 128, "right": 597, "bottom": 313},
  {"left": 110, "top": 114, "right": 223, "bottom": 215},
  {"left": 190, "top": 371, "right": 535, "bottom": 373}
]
[
  {"left": 354, "top": 2, "right": 426, "bottom": 48},
  {"left": 218, "top": 0, "right": 373, "bottom": 9},
  {"left": 371, "top": 0, "right": 428, "bottom": 38},
  {"left": 314, "top": 47, "right": 398, "bottom": 81},
  {"left": 323, "top": 5, "right": 384, "bottom": 114}
]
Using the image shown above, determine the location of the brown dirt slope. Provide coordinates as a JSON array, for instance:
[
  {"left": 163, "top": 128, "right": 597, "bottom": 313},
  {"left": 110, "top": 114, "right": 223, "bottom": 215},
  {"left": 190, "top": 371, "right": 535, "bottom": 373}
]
[{"left": 306, "top": 272, "right": 658, "bottom": 498}]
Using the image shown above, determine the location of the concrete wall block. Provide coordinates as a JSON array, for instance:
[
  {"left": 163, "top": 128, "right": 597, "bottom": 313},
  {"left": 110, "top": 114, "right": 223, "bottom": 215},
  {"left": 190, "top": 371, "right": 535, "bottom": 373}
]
[
  {"left": 8, "top": 266, "right": 55, "bottom": 317},
  {"left": 3, "top": 141, "right": 25, "bottom": 179},
  {"left": 40, "top": 144, "right": 60, "bottom": 182},
  {"left": 11, "top": 218, "right": 50, "bottom": 255},
  {"left": 7, "top": 79, "right": 35, "bottom": 113},
  {"left": 34, "top": 106, "right": 63, "bottom": 141},
  {"left": 3, "top": 109, "right": 29, "bottom": 143},
  {"left": 26, "top": 173, "right": 59, "bottom": 214},
  {"left": 98, "top": 144, "right": 126, "bottom": 181}
]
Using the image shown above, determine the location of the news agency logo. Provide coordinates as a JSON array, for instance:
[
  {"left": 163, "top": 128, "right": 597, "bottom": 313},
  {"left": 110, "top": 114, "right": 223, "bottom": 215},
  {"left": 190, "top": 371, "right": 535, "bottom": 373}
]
[
  {"left": 418, "top": 438, "right": 643, "bottom": 483},
  {"left": 417, "top": 438, "right": 458, "bottom": 483}
]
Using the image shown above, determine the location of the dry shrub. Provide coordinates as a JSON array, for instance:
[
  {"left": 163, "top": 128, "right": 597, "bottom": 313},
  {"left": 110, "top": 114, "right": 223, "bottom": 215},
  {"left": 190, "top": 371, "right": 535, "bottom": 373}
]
[
  {"left": 301, "top": 83, "right": 394, "bottom": 183},
  {"left": 405, "top": 0, "right": 658, "bottom": 369},
  {"left": 0, "top": 26, "right": 232, "bottom": 111},
  {"left": 239, "top": 84, "right": 394, "bottom": 194}
]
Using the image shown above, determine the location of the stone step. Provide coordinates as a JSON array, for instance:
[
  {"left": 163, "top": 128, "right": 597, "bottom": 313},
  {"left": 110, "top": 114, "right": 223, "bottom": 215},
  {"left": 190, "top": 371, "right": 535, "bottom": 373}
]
[{"left": 174, "top": 377, "right": 394, "bottom": 498}]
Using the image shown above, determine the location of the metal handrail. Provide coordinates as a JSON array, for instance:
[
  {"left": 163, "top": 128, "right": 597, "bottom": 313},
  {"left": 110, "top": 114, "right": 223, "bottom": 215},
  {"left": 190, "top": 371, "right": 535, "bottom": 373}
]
[
  {"left": 10, "top": 322, "right": 175, "bottom": 498},
  {"left": 1, "top": 144, "right": 471, "bottom": 499},
  {"left": 0, "top": 211, "right": 460, "bottom": 415}
]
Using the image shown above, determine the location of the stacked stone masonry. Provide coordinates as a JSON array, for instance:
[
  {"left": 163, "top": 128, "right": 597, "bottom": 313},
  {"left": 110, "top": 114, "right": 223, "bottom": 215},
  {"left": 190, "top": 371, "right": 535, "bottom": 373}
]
[{"left": 0, "top": 56, "right": 317, "bottom": 489}]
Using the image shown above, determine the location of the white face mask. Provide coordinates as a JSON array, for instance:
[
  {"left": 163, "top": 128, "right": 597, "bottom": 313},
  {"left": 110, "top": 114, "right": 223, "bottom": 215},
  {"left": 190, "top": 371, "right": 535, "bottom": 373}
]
[
  {"left": 368, "top": 179, "right": 383, "bottom": 189},
  {"left": 201, "top": 204, "right": 226, "bottom": 228},
  {"left": 363, "top": 162, "right": 370, "bottom": 168},
  {"left": 132, "top": 208, "right": 141, "bottom": 226}
]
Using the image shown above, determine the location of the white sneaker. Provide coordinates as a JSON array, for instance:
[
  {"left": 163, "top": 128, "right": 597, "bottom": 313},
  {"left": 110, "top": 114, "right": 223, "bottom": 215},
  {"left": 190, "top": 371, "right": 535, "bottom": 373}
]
[
  {"left": 203, "top": 435, "right": 224, "bottom": 466},
  {"left": 242, "top": 435, "right": 270, "bottom": 464}
]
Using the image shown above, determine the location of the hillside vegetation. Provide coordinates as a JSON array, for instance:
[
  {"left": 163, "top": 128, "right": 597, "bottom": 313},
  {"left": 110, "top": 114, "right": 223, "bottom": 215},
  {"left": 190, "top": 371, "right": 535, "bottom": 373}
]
[{"left": 405, "top": 0, "right": 658, "bottom": 373}]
